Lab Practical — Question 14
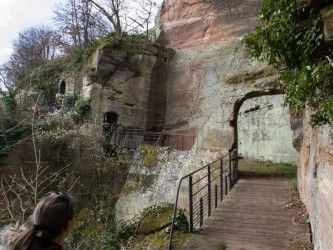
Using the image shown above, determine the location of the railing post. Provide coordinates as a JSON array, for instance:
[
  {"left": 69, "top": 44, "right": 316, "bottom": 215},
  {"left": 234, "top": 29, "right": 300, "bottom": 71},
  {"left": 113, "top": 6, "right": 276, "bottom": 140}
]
[
  {"left": 214, "top": 185, "right": 218, "bottom": 208},
  {"left": 225, "top": 175, "right": 228, "bottom": 195},
  {"left": 220, "top": 159, "right": 223, "bottom": 201},
  {"left": 232, "top": 150, "right": 236, "bottom": 186},
  {"left": 200, "top": 198, "right": 204, "bottom": 227},
  {"left": 208, "top": 165, "right": 211, "bottom": 217},
  {"left": 189, "top": 175, "right": 193, "bottom": 232},
  {"left": 229, "top": 151, "right": 232, "bottom": 188},
  {"left": 234, "top": 149, "right": 238, "bottom": 182}
]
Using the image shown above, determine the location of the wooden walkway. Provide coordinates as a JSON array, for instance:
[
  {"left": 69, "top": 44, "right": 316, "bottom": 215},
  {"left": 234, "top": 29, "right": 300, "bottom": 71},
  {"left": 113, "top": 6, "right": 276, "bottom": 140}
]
[{"left": 181, "top": 176, "right": 310, "bottom": 250}]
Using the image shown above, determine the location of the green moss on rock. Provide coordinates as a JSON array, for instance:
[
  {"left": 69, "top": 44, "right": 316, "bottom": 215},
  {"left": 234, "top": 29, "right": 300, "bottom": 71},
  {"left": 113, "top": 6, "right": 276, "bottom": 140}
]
[
  {"left": 137, "top": 206, "right": 172, "bottom": 234},
  {"left": 127, "top": 173, "right": 156, "bottom": 191},
  {"left": 95, "top": 33, "right": 150, "bottom": 59},
  {"left": 126, "top": 203, "right": 190, "bottom": 249},
  {"left": 121, "top": 185, "right": 139, "bottom": 196},
  {"left": 226, "top": 67, "right": 277, "bottom": 85},
  {"left": 320, "top": 4, "right": 333, "bottom": 15}
]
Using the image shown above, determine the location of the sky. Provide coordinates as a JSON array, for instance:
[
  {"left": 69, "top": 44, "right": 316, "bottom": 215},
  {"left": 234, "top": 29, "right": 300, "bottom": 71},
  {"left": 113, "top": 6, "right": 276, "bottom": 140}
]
[{"left": 0, "top": 0, "right": 61, "bottom": 65}]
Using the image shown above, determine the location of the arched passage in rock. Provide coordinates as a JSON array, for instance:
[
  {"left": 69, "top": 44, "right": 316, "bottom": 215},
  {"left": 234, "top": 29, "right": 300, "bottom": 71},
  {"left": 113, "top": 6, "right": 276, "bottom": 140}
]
[{"left": 229, "top": 90, "right": 299, "bottom": 164}]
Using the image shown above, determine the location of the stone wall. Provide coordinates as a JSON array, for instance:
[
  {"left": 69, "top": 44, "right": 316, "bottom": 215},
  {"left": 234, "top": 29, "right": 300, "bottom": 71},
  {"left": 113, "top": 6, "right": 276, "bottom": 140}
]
[
  {"left": 0, "top": 140, "right": 64, "bottom": 181},
  {"left": 238, "top": 95, "right": 299, "bottom": 164},
  {"left": 295, "top": 1, "right": 333, "bottom": 249},
  {"left": 115, "top": 149, "right": 188, "bottom": 220},
  {"left": 298, "top": 108, "right": 333, "bottom": 250}
]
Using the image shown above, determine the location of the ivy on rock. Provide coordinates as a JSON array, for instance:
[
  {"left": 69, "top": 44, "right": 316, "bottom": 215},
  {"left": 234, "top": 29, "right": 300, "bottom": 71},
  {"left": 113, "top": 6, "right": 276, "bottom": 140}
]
[{"left": 242, "top": 0, "right": 333, "bottom": 126}]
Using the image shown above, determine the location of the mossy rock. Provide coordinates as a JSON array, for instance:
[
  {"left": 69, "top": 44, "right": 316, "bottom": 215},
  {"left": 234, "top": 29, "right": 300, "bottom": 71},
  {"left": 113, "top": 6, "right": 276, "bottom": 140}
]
[
  {"left": 226, "top": 67, "right": 277, "bottom": 85},
  {"left": 320, "top": 4, "right": 333, "bottom": 15},
  {"left": 95, "top": 34, "right": 150, "bottom": 58},
  {"left": 136, "top": 206, "right": 173, "bottom": 235},
  {"left": 121, "top": 185, "right": 139, "bottom": 196},
  {"left": 130, "top": 230, "right": 190, "bottom": 250},
  {"left": 126, "top": 204, "right": 190, "bottom": 249},
  {"left": 130, "top": 227, "right": 190, "bottom": 250},
  {"left": 128, "top": 173, "right": 157, "bottom": 190}
]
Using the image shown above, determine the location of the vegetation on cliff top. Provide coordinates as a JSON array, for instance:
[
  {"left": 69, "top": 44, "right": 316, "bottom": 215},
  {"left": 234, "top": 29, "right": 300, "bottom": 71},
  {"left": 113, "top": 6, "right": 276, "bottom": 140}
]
[{"left": 243, "top": 0, "right": 333, "bottom": 126}]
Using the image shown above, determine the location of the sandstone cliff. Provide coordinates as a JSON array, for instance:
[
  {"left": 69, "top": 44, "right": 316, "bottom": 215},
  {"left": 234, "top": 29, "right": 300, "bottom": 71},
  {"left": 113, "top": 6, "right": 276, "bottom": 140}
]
[
  {"left": 299, "top": 110, "right": 333, "bottom": 250},
  {"left": 296, "top": 1, "right": 333, "bottom": 249},
  {"left": 116, "top": 0, "right": 299, "bottom": 220},
  {"left": 83, "top": 42, "right": 173, "bottom": 130}
]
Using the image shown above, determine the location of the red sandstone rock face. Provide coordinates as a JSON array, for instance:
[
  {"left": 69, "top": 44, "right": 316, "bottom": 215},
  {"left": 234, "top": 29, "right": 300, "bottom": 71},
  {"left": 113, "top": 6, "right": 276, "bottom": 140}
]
[
  {"left": 158, "top": 0, "right": 261, "bottom": 49},
  {"left": 299, "top": 108, "right": 333, "bottom": 250},
  {"left": 157, "top": 0, "right": 264, "bottom": 141}
]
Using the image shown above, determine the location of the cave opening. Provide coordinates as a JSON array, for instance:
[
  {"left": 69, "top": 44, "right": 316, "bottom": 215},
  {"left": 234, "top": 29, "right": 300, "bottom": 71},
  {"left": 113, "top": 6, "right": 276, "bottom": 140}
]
[
  {"left": 59, "top": 80, "right": 66, "bottom": 94},
  {"left": 104, "top": 112, "right": 118, "bottom": 126}
]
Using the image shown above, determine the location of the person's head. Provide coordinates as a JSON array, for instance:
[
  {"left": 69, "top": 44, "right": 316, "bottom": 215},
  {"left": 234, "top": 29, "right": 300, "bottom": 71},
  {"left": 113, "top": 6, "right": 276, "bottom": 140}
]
[{"left": 10, "top": 191, "right": 74, "bottom": 250}]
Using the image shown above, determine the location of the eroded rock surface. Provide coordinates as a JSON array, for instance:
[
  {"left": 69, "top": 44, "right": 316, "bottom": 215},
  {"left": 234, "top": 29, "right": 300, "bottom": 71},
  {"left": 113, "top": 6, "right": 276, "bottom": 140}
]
[
  {"left": 157, "top": 0, "right": 280, "bottom": 148},
  {"left": 238, "top": 95, "right": 299, "bottom": 164},
  {"left": 84, "top": 44, "right": 172, "bottom": 129},
  {"left": 115, "top": 149, "right": 188, "bottom": 221},
  {"left": 116, "top": 0, "right": 298, "bottom": 220},
  {"left": 299, "top": 108, "right": 333, "bottom": 250},
  {"left": 321, "top": 5, "right": 333, "bottom": 43}
]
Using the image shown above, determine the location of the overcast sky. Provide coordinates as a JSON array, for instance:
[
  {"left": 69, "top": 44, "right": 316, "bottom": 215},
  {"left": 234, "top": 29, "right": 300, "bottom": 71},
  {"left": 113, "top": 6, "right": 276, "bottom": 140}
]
[{"left": 0, "top": 0, "right": 62, "bottom": 65}]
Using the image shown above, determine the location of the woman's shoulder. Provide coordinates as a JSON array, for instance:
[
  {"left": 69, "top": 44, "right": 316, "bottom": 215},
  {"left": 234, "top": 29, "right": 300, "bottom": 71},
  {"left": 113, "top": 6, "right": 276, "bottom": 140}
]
[{"left": 32, "top": 237, "right": 64, "bottom": 250}]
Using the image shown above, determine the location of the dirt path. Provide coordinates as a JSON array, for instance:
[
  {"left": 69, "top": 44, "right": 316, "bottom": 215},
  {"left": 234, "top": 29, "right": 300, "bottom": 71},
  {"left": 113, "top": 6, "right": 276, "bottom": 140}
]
[{"left": 180, "top": 174, "right": 310, "bottom": 249}]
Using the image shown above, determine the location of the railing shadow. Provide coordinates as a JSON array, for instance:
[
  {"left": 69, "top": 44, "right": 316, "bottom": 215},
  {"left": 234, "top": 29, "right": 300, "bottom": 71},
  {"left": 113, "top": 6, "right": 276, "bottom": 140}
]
[{"left": 112, "top": 126, "right": 196, "bottom": 151}]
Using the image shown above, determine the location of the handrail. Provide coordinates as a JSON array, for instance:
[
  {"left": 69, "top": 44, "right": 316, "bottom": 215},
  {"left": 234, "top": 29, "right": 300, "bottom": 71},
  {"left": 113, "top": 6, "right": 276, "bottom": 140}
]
[{"left": 167, "top": 149, "right": 238, "bottom": 249}]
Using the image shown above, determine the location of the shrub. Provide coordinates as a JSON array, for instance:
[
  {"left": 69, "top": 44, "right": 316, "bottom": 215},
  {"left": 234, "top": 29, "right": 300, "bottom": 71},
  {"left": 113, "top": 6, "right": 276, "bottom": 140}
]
[
  {"left": 242, "top": 0, "right": 333, "bottom": 126},
  {"left": 73, "top": 95, "right": 90, "bottom": 118}
]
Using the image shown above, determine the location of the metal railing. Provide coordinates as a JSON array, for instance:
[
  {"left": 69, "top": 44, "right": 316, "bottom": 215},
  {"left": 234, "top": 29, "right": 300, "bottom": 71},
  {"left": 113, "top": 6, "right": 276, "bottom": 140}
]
[
  {"left": 109, "top": 127, "right": 196, "bottom": 151},
  {"left": 168, "top": 149, "right": 238, "bottom": 249}
]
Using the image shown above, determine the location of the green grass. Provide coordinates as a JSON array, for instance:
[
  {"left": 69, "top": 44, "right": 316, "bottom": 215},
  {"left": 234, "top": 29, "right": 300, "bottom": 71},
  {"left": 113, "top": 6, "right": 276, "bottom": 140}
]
[{"left": 239, "top": 159, "right": 297, "bottom": 178}]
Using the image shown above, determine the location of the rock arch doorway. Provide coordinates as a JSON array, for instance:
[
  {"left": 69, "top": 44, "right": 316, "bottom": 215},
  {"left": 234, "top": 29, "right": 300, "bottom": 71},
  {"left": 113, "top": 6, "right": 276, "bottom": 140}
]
[{"left": 230, "top": 92, "right": 298, "bottom": 164}]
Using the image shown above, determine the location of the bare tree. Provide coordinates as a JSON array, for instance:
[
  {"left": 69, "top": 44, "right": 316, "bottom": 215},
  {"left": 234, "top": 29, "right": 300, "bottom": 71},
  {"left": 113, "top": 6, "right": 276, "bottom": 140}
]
[
  {"left": 129, "top": 0, "right": 158, "bottom": 38},
  {"left": 53, "top": 0, "right": 109, "bottom": 52},
  {"left": 87, "top": 0, "right": 161, "bottom": 40},
  {"left": 11, "top": 26, "right": 61, "bottom": 69},
  {"left": 0, "top": 97, "right": 77, "bottom": 224},
  {"left": 87, "top": 0, "right": 125, "bottom": 39},
  {"left": 2, "top": 25, "right": 62, "bottom": 87},
  {"left": 0, "top": 65, "right": 14, "bottom": 91}
]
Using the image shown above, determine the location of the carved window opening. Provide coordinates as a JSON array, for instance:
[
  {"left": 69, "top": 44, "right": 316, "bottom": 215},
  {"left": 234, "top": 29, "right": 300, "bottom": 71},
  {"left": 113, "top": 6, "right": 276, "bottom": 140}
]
[
  {"left": 104, "top": 112, "right": 118, "bottom": 126},
  {"left": 59, "top": 80, "right": 66, "bottom": 94}
]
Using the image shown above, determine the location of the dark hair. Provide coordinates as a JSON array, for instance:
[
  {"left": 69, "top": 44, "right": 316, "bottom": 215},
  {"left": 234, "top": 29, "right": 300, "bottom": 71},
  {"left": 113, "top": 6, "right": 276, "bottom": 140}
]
[{"left": 10, "top": 192, "right": 74, "bottom": 250}]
